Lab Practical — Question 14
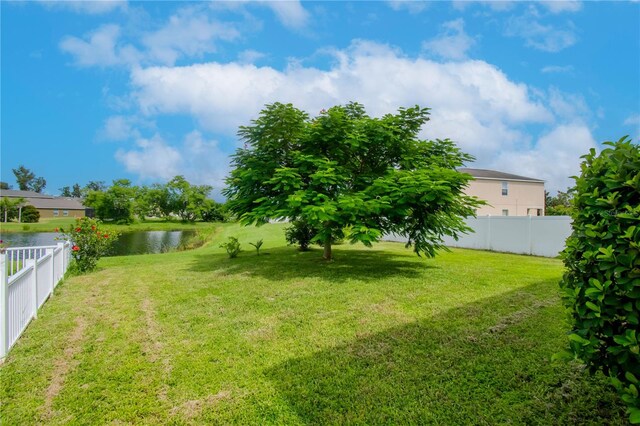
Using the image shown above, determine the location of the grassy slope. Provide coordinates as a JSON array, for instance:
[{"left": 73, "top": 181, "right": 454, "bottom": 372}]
[
  {"left": 0, "top": 217, "right": 213, "bottom": 234},
  {"left": 0, "top": 223, "right": 626, "bottom": 425}
]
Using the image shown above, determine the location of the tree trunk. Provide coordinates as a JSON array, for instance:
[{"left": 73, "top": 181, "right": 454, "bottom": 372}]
[{"left": 323, "top": 238, "right": 332, "bottom": 260}]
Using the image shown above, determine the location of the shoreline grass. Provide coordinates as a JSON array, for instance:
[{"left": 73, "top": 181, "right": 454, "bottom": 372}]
[
  {"left": 0, "top": 217, "right": 216, "bottom": 234},
  {"left": 0, "top": 223, "right": 626, "bottom": 424}
]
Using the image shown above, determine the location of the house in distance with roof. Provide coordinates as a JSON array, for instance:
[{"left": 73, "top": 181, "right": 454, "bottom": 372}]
[
  {"left": 459, "top": 168, "right": 546, "bottom": 217},
  {"left": 0, "top": 189, "right": 89, "bottom": 219}
]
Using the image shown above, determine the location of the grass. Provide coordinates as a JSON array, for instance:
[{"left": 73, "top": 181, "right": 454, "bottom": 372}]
[
  {"left": 0, "top": 223, "right": 626, "bottom": 424},
  {"left": 0, "top": 217, "right": 216, "bottom": 234}
]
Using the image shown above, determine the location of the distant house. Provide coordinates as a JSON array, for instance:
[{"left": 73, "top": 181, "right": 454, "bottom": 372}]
[
  {"left": 0, "top": 189, "right": 88, "bottom": 219},
  {"left": 459, "top": 168, "right": 545, "bottom": 216}
]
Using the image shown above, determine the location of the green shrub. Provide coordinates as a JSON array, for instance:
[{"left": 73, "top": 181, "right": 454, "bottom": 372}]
[
  {"left": 21, "top": 205, "right": 40, "bottom": 223},
  {"left": 220, "top": 236, "right": 241, "bottom": 258},
  {"left": 284, "top": 220, "right": 315, "bottom": 251},
  {"left": 559, "top": 136, "right": 640, "bottom": 422},
  {"left": 59, "top": 217, "right": 120, "bottom": 273}
]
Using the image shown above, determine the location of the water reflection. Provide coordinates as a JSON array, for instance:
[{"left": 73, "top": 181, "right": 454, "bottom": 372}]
[{"left": 0, "top": 230, "right": 196, "bottom": 256}]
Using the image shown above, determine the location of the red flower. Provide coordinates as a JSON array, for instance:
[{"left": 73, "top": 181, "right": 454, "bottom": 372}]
[
  {"left": 72, "top": 245, "right": 80, "bottom": 251},
  {"left": 103, "top": 234, "right": 109, "bottom": 238},
  {"left": 54, "top": 228, "right": 59, "bottom": 232},
  {"left": 91, "top": 225, "right": 96, "bottom": 230},
  {"left": 75, "top": 227, "right": 82, "bottom": 232}
]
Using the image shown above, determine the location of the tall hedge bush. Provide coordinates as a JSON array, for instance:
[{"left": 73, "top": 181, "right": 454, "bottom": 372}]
[{"left": 560, "top": 136, "right": 640, "bottom": 422}]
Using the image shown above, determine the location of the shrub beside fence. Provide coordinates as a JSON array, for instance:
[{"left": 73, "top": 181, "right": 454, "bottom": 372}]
[
  {"left": 385, "top": 215, "right": 573, "bottom": 258},
  {"left": 0, "top": 242, "right": 71, "bottom": 359}
]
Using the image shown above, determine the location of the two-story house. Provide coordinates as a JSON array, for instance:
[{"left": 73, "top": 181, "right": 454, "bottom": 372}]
[{"left": 459, "top": 168, "right": 545, "bottom": 216}]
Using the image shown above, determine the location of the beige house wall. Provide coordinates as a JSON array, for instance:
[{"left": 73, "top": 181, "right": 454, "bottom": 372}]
[
  {"left": 465, "top": 179, "right": 545, "bottom": 216},
  {"left": 38, "top": 208, "right": 85, "bottom": 219}
]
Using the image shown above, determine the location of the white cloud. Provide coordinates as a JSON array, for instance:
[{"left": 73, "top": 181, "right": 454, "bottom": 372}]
[
  {"left": 505, "top": 12, "right": 578, "bottom": 52},
  {"left": 128, "top": 40, "right": 560, "bottom": 187},
  {"left": 624, "top": 114, "right": 640, "bottom": 139},
  {"left": 452, "top": 1, "right": 515, "bottom": 12},
  {"left": 541, "top": 1, "right": 582, "bottom": 14},
  {"left": 142, "top": 7, "right": 239, "bottom": 65},
  {"left": 422, "top": 19, "right": 475, "bottom": 60},
  {"left": 59, "top": 24, "right": 140, "bottom": 67},
  {"left": 100, "top": 116, "right": 140, "bottom": 141},
  {"left": 624, "top": 114, "right": 640, "bottom": 126},
  {"left": 37, "top": 0, "right": 126, "bottom": 14},
  {"left": 264, "top": 1, "right": 310, "bottom": 30},
  {"left": 387, "top": 0, "right": 429, "bottom": 14},
  {"left": 238, "top": 49, "right": 266, "bottom": 64},
  {"left": 115, "top": 135, "right": 182, "bottom": 181},
  {"left": 541, "top": 65, "right": 574, "bottom": 73},
  {"left": 114, "top": 131, "right": 229, "bottom": 192},
  {"left": 493, "top": 124, "right": 597, "bottom": 193},
  {"left": 547, "top": 87, "right": 590, "bottom": 122}
]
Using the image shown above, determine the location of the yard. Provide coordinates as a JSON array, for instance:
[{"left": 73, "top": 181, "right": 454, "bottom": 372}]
[{"left": 0, "top": 223, "right": 626, "bottom": 424}]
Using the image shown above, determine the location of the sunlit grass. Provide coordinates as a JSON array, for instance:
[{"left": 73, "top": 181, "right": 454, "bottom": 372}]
[{"left": 0, "top": 223, "right": 625, "bottom": 424}]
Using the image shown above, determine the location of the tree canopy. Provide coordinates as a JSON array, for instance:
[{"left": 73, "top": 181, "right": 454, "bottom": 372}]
[
  {"left": 12, "top": 165, "right": 46, "bottom": 193},
  {"left": 224, "top": 102, "right": 483, "bottom": 259}
]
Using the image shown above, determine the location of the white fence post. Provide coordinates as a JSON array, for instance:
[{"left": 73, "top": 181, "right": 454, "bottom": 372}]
[
  {"left": 26, "top": 259, "right": 38, "bottom": 320},
  {"left": 48, "top": 248, "right": 55, "bottom": 294},
  {"left": 0, "top": 253, "right": 7, "bottom": 359}
]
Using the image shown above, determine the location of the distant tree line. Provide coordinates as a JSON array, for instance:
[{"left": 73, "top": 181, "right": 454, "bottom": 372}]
[
  {"left": 2, "top": 165, "right": 227, "bottom": 224},
  {"left": 545, "top": 188, "right": 575, "bottom": 216},
  {"left": 83, "top": 176, "right": 228, "bottom": 224}
]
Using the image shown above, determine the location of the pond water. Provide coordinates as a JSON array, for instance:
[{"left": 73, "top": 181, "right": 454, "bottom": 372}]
[{"left": 0, "top": 230, "right": 196, "bottom": 256}]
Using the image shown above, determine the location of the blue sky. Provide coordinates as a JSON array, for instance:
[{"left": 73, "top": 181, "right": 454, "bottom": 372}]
[{"left": 2, "top": 1, "right": 639, "bottom": 198}]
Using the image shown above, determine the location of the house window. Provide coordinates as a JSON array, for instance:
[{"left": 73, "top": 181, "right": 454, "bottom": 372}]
[
  {"left": 63, "top": 210, "right": 69, "bottom": 216},
  {"left": 501, "top": 181, "right": 508, "bottom": 196},
  {"left": 502, "top": 209, "right": 509, "bottom": 216},
  {"left": 53, "top": 209, "right": 59, "bottom": 217}
]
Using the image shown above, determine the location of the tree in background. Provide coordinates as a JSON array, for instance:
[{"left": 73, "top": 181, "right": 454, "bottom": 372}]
[
  {"left": 0, "top": 197, "right": 25, "bottom": 222},
  {"left": 12, "top": 165, "right": 46, "bottom": 193},
  {"left": 546, "top": 188, "right": 575, "bottom": 216},
  {"left": 167, "top": 176, "right": 212, "bottom": 222},
  {"left": 71, "top": 183, "right": 83, "bottom": 198},
  {"left": 224, "top": 102, "right": 483, "bottom": 260},
  {"left": 0, "top": 182, "right": 11, "bottom": 190},
  {"left": 85, "top": 179, "right": 136, "bottom": 224}
]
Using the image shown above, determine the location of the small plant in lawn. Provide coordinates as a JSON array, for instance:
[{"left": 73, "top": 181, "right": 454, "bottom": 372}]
[
  {"left": 285, "top": 220, "right": 315, "bottom": 251},
  {"left": 249, "top": 239, "right": 263, "bottom": 255},
  {"left": 220, "top": 236, "right": 241, "bottom": 258},
  {"left": 59, "top": 217, "right": 119, "bottom": 273}
]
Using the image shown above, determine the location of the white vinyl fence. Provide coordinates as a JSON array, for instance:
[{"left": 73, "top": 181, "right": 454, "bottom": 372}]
[
  {"left": 386, "top": 215, "right": 573, "bottom": 258},
  {"left": 1, "top": 242, "right": 71, "bottom": 359}
]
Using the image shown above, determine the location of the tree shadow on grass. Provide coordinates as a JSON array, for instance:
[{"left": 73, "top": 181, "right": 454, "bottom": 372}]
[
  {"left": 187, "top": 246, "right": 433, "bottom": 283},
  {"left": 264, "top": 282, "right": 626, "bottom": 425}
]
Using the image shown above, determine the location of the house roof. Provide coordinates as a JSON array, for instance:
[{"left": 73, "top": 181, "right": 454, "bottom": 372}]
[
  {"left": 27, "top": 197, "right": 86, "bottom": 210},
  {"left": 0, "top": 189, "right": 54, "bottom": 199},
  {"left": 458, "top": 168, "right": 544, "bottom": 183},
  {"left": 0, "top": 189, "right": 86, "bottom": 210}
]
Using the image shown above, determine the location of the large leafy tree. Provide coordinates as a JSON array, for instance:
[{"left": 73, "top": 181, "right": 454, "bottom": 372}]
[
  {"left": 12, "top": 165, "right": 46, "bottom": 193},
  {"left": 224, "top": 102, "right": 483, "bottom": 259},
  {"left": 167, "top": 176, "right": 212, "bottom": 222},
  {"left": 85, "top": 179, "right": 136, "bottom": 224}
]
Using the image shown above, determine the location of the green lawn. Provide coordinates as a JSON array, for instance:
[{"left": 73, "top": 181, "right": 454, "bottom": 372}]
[
  {"left": 0, "top": 217, "right": 214, "bottom": 234},
  {"left": 0, "top": 223, "right": 626, "bottom": 424}
]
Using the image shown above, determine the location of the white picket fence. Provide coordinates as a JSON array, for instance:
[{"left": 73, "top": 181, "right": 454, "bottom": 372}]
[
  {"left": 386, "top": 215, "right": 573, "bottom": 258},
  {"left": 0, "top": 242, "right": 71, "bottom": 359}
]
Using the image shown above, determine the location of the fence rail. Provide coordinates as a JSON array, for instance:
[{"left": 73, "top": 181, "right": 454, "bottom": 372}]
[{"left": 1, "top": 242, "right": 71, "bottom": 359}]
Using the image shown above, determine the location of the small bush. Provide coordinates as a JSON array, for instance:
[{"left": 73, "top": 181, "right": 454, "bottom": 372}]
[
  {"left": 21, "top": 205, "right": 40, "bottom": 223},
  {"left": 559, "top": 136, "right": 640, "bottom": 422},
  {"left": 285, "top": 220, "right": 315, "bottom": 251},
  {"left": 59, "top": 217, "right": 120, "bottom": 273},
  {"left": 22, "top": 225, "right": 31, "bottom": 231},
  {"left": 220, "top": 236, "right": 241, "bottom": 258}
]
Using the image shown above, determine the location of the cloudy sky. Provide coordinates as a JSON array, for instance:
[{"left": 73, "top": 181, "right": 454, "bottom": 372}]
[{"left": 2, "top": 1, "right": 639, "bottom": 197}]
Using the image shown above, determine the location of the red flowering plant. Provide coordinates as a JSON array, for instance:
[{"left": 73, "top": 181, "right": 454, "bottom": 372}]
[{"left": 58, "top": 217, "right": 119, "bottom": 273}]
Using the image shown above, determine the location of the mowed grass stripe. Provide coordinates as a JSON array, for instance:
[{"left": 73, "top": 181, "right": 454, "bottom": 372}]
[{"left": 0, "top": 223, "right": 626, "bottom": 424}]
